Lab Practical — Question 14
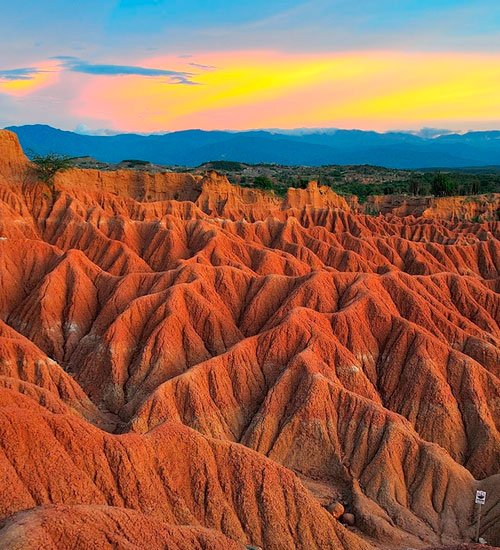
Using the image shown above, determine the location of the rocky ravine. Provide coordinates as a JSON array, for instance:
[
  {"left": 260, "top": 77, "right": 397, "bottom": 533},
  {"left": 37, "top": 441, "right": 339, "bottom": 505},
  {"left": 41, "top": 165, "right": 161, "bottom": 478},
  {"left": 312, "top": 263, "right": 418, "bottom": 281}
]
[{"left": 0, "top": 129, "right": 499, "bottom": 550}]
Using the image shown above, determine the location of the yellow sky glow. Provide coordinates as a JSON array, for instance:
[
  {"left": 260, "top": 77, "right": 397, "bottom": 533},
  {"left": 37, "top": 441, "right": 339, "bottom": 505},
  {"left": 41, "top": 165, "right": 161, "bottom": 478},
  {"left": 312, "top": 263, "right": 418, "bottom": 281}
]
[
  {"left": 0, "top": 62, "right": 60, "bottom": 97},
  {"left": 4, "top": 51, "right": 500, "bottom": 130}
]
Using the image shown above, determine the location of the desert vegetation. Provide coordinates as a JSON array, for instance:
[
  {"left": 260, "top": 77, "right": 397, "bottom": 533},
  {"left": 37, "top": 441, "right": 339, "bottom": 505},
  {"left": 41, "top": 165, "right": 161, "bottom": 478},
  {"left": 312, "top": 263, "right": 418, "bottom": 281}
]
[
  {"left": 27, "top": 151, "right": 74, "bottom": 203},
  {"left": 69, "top": 155, "right": 500, "bottom": 202}
]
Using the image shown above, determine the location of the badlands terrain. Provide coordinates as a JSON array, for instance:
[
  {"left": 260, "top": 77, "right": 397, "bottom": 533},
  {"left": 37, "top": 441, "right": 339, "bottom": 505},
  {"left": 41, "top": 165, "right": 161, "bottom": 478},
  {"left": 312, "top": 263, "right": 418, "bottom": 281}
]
[{"left": 0, "top": 129, "right": 499, "bottom": 549}]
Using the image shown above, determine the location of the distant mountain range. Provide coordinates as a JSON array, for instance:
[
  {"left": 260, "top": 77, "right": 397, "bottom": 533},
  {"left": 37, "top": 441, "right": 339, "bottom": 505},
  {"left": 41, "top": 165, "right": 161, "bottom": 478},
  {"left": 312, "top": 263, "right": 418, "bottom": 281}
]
[{"left": 5, "top": 124, "right": 500, "bottom": 169}]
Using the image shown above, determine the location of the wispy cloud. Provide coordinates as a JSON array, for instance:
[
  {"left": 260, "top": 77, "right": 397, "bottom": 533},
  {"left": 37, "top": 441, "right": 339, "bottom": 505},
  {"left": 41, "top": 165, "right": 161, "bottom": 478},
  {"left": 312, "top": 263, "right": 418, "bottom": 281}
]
[
  {"left": 0, "top": 67, "right": 44, "bottom": 81},
  {"left": 1, "top": 56, "right": 201, "bottom": 85},
  {"left": 237, "top": 0, "right": 330, "bottom": 31},
  {"left": 169, "top": 75, "right": 202, "bottom": 85},
  {"left": 188, "top": 62, "right": 216, "bottom": 70},
  {"left": 53, "top": 56, "right": 198, "bottom": 84}
]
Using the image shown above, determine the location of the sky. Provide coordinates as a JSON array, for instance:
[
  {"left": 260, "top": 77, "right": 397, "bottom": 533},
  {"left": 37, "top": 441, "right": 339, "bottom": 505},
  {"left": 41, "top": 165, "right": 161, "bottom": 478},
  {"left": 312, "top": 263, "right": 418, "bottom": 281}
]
[{"left": 0, "top": 0, "right": 499, "bottom": 134}]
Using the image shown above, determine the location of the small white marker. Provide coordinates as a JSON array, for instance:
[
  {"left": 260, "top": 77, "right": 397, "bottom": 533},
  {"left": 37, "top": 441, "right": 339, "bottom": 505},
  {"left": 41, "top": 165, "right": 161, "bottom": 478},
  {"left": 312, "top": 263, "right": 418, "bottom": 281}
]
[
  {"left": 475, "top": 490, "right": 486, "bottom": 505},
  {"left": 475, "top": 490, "right": 486, "bottom": 542}
]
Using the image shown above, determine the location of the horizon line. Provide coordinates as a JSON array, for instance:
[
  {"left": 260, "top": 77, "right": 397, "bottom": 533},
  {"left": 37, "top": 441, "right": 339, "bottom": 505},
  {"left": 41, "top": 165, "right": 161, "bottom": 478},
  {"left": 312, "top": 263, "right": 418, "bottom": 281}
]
[{"left": 4, "top": 123, "right": 495, "bottom": 138}]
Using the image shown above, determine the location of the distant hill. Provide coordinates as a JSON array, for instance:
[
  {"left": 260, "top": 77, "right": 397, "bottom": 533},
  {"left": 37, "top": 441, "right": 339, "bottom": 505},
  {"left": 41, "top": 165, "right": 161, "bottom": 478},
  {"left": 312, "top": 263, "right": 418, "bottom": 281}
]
[{"left": 5, "top": 124, "right": 500, "bottom": 169}]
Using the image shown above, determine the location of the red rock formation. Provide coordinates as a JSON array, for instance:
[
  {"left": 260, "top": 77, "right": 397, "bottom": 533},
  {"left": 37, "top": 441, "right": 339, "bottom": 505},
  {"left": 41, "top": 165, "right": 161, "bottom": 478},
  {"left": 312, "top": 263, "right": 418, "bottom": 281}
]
[
  {"left": 0, "top": 129, "right": 499, "bottom": 549},
  {"left": 365, "top": 194, "right": 500, "bottom": 222},
  {"left": 55, "top": 166, "right": 202, "bottom": 202},
  {"left": 0, "top": 505, "right": 245, "bottom": 550},
  {"left": 0, "top": 130, "right": 28, "bottom": 184},
  {"left": 284, "top": 180, "right": 350, "bottom": 211},
  {"left": 422, "top": 196, "right": 500, "bottom": 223}
]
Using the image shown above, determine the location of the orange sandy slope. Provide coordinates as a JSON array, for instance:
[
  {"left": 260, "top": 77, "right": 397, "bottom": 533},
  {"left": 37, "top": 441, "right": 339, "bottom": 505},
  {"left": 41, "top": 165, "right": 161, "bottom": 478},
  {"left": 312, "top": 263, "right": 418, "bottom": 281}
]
[{"left": 0, "top": 130, "right": 499, "bottom": 549}]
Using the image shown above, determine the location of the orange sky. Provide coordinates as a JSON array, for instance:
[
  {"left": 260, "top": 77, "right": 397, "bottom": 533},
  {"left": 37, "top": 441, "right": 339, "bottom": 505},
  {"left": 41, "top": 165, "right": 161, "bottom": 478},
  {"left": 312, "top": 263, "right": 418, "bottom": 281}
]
[
  {"left": 2, "top": 50, "right": 500, "bottom": 132},
  {"left": 78, "top": 51, "right": 500, "bottom": 132}
]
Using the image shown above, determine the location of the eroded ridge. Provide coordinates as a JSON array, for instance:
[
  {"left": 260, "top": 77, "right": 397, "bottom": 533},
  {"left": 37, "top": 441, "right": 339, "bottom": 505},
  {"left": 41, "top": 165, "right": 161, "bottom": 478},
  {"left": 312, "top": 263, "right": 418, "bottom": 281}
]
[{"left": 0, "top": 130, "right": 499, "bottom": 549}]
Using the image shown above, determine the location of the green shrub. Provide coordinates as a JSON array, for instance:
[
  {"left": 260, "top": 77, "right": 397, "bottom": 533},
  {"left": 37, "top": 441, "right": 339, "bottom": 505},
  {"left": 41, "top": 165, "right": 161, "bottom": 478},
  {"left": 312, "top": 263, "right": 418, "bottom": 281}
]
[
  {"left": 27, "top": 152, "right": 74, "bottom": 204},
  {"left": 253, "top": 175, "right": 273, "bottom": 190}
]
